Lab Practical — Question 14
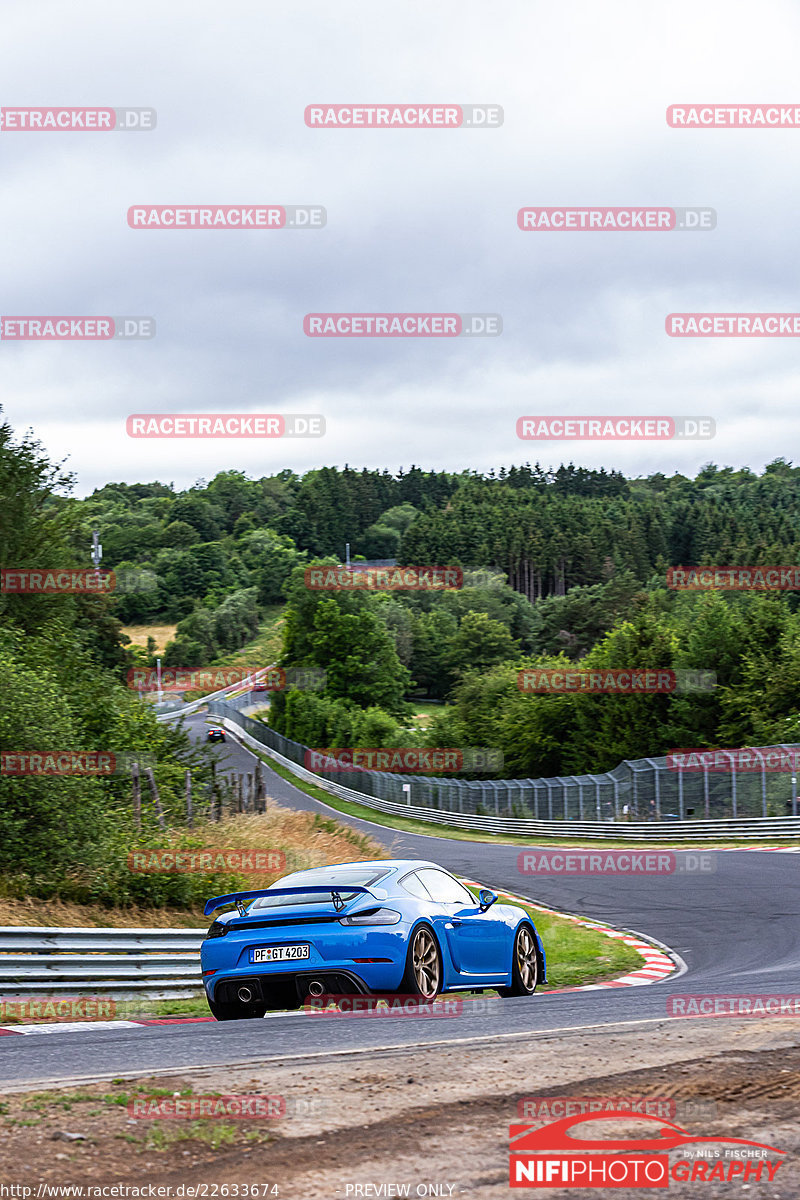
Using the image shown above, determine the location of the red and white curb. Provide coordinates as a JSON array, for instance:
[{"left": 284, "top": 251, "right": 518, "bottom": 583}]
[
  {"left": 460, "top": 877, "right": 681, "bottom": 992},
  {"left": 0, "top": 1016, "right": 215, "bottom": 1036}
]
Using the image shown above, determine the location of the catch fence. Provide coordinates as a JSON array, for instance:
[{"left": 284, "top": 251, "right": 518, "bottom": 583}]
[{"left": 207, "top": 702, "right": 800, "bottom": 825}]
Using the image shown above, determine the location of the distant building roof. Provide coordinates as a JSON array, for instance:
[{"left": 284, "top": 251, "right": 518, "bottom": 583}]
[{"left": 340, "top": 559, "right": 398, "bottom": 570}]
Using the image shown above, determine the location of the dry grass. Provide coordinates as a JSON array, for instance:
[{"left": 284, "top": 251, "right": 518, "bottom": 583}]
[
  {"left": 0, "top": 803, "right": 389, "bottom": 928},
  {"left": 197, "top": 807, "right": 388, "bottom": 876},
  {"left": 0, "top": 895, "right": 204, "bottom": 929},
  {"left": 120, "top": 625, "right": 178, "bottom": 654}
]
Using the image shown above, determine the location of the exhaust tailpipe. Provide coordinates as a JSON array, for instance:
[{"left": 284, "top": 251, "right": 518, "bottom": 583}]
[
  {"left": 308, "top": 980, "right": 325, "bottom": 997},
  {"left": 237, "top": 985, "right": 254, "bottom": 1004}
]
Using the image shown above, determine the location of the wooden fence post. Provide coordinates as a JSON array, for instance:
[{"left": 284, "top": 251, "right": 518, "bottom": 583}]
[
  {"left": 144, "top": 767, "right": 166, "bottom": 830},
  {"left": 131, "top": 761, "right": 142, "bottom": 830},
  {"left": 185, "top": 769, "right": 193, "bottom": 827},
  {"left": 255, "top": 761, "right": 266, "bottom": 813}
]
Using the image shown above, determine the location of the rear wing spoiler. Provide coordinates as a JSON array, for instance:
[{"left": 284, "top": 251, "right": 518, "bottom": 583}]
[{"left": 203, "top": 884, "right": 374, "bottom": 918}]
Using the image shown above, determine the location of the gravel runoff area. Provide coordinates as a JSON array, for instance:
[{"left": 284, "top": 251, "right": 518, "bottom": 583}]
[{"left": 2, "top": 1016, "right": 799, "bottom": 1197}]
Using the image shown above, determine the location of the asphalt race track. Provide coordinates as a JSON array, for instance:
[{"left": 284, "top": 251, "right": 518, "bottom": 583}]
[{"left": 2, "top": 709, "right": 798, "bottom": 1088}]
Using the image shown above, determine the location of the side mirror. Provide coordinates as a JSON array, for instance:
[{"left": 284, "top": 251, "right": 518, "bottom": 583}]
[{"left": 478, "top": 888, "right": 498, "bottom": 912}]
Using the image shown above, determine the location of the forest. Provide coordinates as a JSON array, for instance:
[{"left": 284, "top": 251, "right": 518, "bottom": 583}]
[{"left": 4, "top": 407, "right": 800, "bottom": 876}]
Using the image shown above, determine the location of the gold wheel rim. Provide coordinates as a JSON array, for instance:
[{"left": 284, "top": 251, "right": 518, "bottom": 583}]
[
  {"left": 517, "top": 927, "right": 537, "bottom": 991},
  {"left": 412, "top": 928, "right": 440, "bottom": 997}
]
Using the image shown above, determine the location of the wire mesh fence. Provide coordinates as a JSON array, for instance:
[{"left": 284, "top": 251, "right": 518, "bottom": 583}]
[{"left": 207, "top": 702, "right": 800, "bottom": 823}]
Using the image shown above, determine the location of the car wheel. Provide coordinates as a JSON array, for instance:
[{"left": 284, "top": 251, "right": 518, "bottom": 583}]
[
  {"left": 498, "top": 923, "right": 539, "bottom": 997},
  {"left": 207, "top": 996, "right": 268, "bottom": 1021},
  {"left": 400, "top": 923, "right": 443, "bottom": 999}
]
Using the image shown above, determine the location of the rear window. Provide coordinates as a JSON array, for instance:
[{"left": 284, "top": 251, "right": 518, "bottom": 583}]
[{"left": 250, "top": 868, "right": 389, "bottom": 909}]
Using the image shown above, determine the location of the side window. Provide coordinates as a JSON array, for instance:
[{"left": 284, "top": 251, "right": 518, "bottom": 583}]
[
  {"left": 400, "top": 872, "right": 432, "bottom": 900},
  {"left": 416, "top": 869, "right": 474, "bottom": 905}
]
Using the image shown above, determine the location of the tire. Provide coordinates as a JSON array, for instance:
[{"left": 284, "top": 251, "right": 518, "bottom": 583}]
[
  {"left": 207, "top": 995, "right": 268, "bottom": 1021},
  {"left": 498, "top": 923, "right": 539, "bottom": 997},
  {"left": 400, "top": 923, "right": 443, "bottom": 1000}
]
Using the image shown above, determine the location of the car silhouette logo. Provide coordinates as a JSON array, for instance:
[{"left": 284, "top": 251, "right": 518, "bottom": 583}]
[{"left": 510, "top": 1110, "right": 785, "bottom": 1155}]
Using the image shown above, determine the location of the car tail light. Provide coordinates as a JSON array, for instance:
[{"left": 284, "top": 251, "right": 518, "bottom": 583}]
[
  {"left": 205, "top": 921, "right": 228, "bottom": 938},
  {"left": 338, "top": 908, "right": 401, "bottom": 926}
]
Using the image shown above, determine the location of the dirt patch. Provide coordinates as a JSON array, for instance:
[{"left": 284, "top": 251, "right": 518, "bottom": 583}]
[{"left": 2, "top": 1019, "right": 799, "bottom": 1196}]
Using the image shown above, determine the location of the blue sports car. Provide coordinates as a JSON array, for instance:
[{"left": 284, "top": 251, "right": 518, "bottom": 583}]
[{"left": 200, "top": 858, "right": 546, "bottom": 1020}]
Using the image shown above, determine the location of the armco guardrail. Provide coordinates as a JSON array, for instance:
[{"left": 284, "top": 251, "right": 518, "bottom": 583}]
[
  {"left": 0, "top": 928, "right": 205, "bottom": 999},
  {"left": 155, "top": 667, "right": 274, "bottom": 723},
  {"left": 211, "top": 702, "right": 800, "bottom": 841}
]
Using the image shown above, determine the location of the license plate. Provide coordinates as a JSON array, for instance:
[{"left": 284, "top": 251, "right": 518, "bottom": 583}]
[{"left": 249, "top": 944, "right": 310, "bottom": 963}]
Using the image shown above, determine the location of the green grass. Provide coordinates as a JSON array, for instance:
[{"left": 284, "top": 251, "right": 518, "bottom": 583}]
[
  {"left": 112, "top": 997, "right": 212, "bottom": 1020},
  {"left": 146, "top": 1122, "right": 246, "bottom": 1151},
  {"left": 403, "top": 701, "right": 447, "bottom": 731}
]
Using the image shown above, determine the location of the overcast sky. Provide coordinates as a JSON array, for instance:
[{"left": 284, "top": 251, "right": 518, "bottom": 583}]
[{"left": 2, "top": 0, "right": 799, "bottom": 496}]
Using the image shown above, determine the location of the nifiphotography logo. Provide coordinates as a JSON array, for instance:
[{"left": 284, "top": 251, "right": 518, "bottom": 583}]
[{"left": 509, "top": 1112, "right": 786, "bottom": 1187}]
